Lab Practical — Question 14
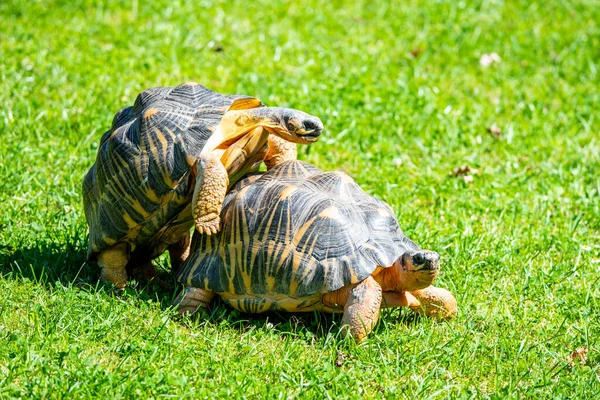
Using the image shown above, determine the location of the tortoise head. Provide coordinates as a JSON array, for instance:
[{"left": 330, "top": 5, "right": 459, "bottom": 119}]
[
  {"left": 261, "top": 107, "right": 323, "bottom": 144},
  {"left": 392, "top": 250, "right": 440, "bottom": 291}
]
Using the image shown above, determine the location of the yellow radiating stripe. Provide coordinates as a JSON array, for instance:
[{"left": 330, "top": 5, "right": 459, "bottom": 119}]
[
  {"left": 225, "top": 210, "right": 238, "bottom": 294},
  {"left": 131, "top": 198, "right": 150, "bottom": 218},
  {"left": 279, "top": 186, "right": 296, "bottom": 200},
  {"left": 291, "top": 214, "right": 319, "bottom": 248},
  {"left": 293, "top": 257, "right": 317, "bottom": 296},
  {"left": 102, "top": 235, "right": 116, "bottom": 246},
  {"left": 122, "top": 212, "right": 137, "bottom": 229},
  {"left": 153, "top": 126, "right": 169, "bottom": 148},
  {"left": 319, "top": 205, "right": 340, "bottom": 219},
  {"left": 342, "top": 256, "right": 359, "bottom": 283},
  {"left": 289, "top": 250, "right": 308, "bottom": 295},
  {"left": 297, "top": 162, "right": 309, "bottom": 177},
  {"left": 148, "top": 127, "right": 173, "bottom": 188},
  {"left": 163, "top": 126, "right": 178, "bottom": 141},
  {"left": 185, "top": 252, "right": 205, "bottom": 286},
  {"left": 229, "top": 97, "right": 263, "bottom": 111},
  {"left": 143, "top": 107, "right": 158, "bottom": 120},
  {"left": 265, "top": 240, "right": 276, "bottom": 291},
  {"left": 257, "top": 193, "right": 280, "bottom": 243},
  {"left": 145, "top": 187, "right": 160, "bottom": 203}
]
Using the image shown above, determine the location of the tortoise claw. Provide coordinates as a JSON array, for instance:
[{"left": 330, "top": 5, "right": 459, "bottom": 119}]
[{"left": 195, "top": 216, "right": 221, "bottom": 236}]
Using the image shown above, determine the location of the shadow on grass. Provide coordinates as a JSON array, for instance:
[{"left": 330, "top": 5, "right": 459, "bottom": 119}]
[
  {"left": 186, "top": 296, "right": 425, "bottom": 343},
  {"left": 0, "top": 241, "right": 177, "bottom": 305},
  {"left": 0, "top": 241, "right": 91, "bottom": 284},
  {"left": 0, "top": 242, "right": 426, "bottom": 342}
]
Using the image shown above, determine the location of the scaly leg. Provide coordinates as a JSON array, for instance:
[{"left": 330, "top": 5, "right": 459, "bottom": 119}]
[
  {"left": 341, "top": 276, "right": 383, "bottom": 342},
  {"left": 409, "top": 286, "right": 457, "bottom": 320},
  {"left": 264, "top": 134, "right": 297, "bottom": 169},
  {"left": 98, "top": 242, "right": 129, "bottom": 288},
  {"left": 168, "top": 233, "right": 191, "bottom": 274},
  {"left": 192, "top": 152, "right": 229, "bottom": 235},
  {"left": 174, "top": 286, "right": 215, "bottom": 316}
]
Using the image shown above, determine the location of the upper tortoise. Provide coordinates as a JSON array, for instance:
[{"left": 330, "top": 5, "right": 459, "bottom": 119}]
[
  {"left": 175, "top": 161, "right": 457, "bottom": 342},
  {"left": 83, "top": 83, "right": 323, "bottom": 288}
]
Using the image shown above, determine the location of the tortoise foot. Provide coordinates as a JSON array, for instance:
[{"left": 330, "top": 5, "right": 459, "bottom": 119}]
[
  {"left": 174, "top": 286, "right": 215, "bottom": 316},
  {"left": 101, "top": 267, "right": 127, "bottom": 289},
  {"left": 98, "top": 243, "right": 129, "bottom": 289},
  {"left": 409, "top": 286, "right": 457, "bottom": 320}
]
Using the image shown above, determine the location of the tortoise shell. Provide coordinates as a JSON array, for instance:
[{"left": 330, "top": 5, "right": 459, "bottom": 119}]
[
  {"left": 83, "top": 82, "right": 263, "bottom": 261},
  {"left": 177, "top": 160, "right": 420, "bottom": 297}
]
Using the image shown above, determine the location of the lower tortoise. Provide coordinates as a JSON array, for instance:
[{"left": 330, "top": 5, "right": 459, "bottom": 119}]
[
  {"left": 83, "top": 83, "right": 322, "bottom": 288},
  {"left": 175, "top": 161, "right": 457, "bottom": 341}
]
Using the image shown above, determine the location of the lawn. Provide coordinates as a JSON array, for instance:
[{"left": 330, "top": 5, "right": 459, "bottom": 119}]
[{"left": 1, "top": 0, "right": 599, "bottom": 397}]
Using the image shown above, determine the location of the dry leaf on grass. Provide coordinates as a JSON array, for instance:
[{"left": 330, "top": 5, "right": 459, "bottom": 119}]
[
  {"left": 450, "top": 165, "right": 479, "bottom": 184},
  {"left": 410, "top": 47, "right": 424, "bottom": 58},
  {"left": 487, "top": 124, "right": 502, "bottom": 138},
  {"left": 335, "top": 351, "right": 346, "bottom": 367},
  {"left": 451, "top": 165, "right": 479, "bottom": 176},
  {"left": 567, "top": 347, "right": 588, "bottom": 369}
]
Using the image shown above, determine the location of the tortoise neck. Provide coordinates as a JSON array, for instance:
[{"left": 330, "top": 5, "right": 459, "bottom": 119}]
[
  {"left": 373, "top": 260, "right": 403, "bottom": 292},
  {"left": 373, "top": 263, "right": 399, "bottom": 292}
]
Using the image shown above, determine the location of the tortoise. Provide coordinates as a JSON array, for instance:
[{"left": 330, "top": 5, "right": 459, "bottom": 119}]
[
  {"left": 175, "top": 160, "right": 457, "bottom": 341},
  {"left": 83, "top": 83, "right": 323, "bottom": 288}
]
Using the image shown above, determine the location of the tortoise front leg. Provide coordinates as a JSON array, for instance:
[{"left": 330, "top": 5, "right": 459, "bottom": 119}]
[
  {"left": 98, "top": 242, "right": 129, "bottom": 288},
  {"left": 174, "top": 286, "right": 215, "bottom": 316},
  {"left": 408, "top": 286, "right": 457, "bottom": 320},
  {"left": 192, "top": 153, "right": 229, "bottom": 235},
  {"left": 341, "top": 276, "right": 383, "bottom": 342},
  {"left": 264, "top": 135, "right": 297, "bottom": 169}
]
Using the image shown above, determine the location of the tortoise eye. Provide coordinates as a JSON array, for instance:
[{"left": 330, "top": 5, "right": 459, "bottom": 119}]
[{"left": 412, "top": 252, "right": 426, "bottom": 266}]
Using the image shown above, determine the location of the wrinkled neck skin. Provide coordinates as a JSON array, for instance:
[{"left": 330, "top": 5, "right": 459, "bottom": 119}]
[{"left": 374, "top": 258, "right": 438, "bottom": 293}]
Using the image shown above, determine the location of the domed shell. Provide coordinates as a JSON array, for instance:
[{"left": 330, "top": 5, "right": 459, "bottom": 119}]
[
  {"left": 83, "top": 83, "right": 263, "bottom": 260},
  {"left": 178, "top": 160, "right": 420, "bottom": 297}
]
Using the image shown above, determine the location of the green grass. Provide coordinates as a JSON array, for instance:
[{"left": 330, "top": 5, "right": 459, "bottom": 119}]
[{"left": 1, "top": 0, "right": 599, "bottom": 397}]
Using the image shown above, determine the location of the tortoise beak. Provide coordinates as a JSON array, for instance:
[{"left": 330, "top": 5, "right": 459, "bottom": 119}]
[
  {"left": 409, "top": 251, "right": 440, "bottom": 274},
  {"left": 295, "top": 117, "right": 323, "bottom": 142}
]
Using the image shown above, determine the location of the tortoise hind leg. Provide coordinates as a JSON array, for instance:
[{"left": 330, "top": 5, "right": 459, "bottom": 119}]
[
  {"left": 174, "top": 286, "right": 215, "bottom": 316},
  {"left": 98, "top": 242, "right": 129, "bottom": 289},
  {"left": 168, "top": 233, "right": 191, "bottom": 275},
  {"left": 340, "top": 276, "right": 383, "bottom": 342}
]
